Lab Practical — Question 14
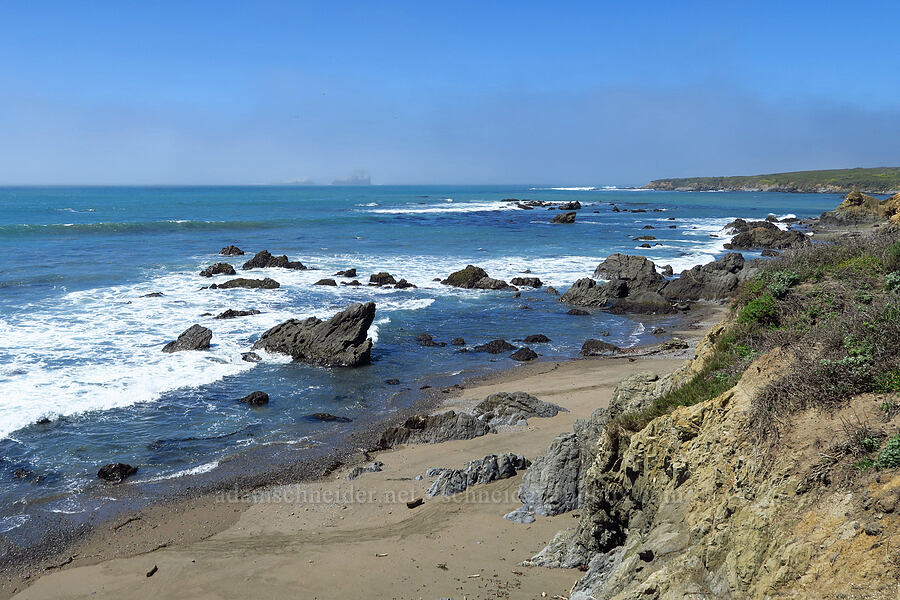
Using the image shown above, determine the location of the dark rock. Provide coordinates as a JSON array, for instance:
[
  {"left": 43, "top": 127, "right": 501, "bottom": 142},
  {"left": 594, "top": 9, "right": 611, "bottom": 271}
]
[
  {"left": 242, "top": 250, "right": 306, "bottom": 271},
  {"left": 545, "top": 286, "right": 559, "bottom": 296},
  {"left": 394, "top": 279, "right": 417, "bottom": 289},
  {"left": 314, "top": 278, "right": 337, "bottom": 286},
  {"left": 642, "top": 225, "right": 655, "bottom": 229},
  {"left": 660, "top": 252, "right": 745, "bottom": 301},
  {"left": 524, "top": 334, "right": 550, "bottom": 343},
  {"left": 660, "top": 337, "right": 689, "bottom": 351},
  {"left": 238, "top": 391, "right": 269, "bottom": 405},
  {"left": 474, "top": 339, "right": 515, "bottom": 353},
  {"left": 726, "top": 227, "right": 808, "bottom": 250},
  {"left": 378, "top": 411, "right": 493, "bottom": 448},
  {"left": 560, "top": 279, "right": 609, "bottom": 307},
  {"left": 334, "top": 268, "right": 357, "bottom": 277},
  {"left": 639, "top": 243, "right": 651, "bottom": 248},
  {"left": 215, "top": 309, "right": 261, "bottom": 319},
  {"left": 510, "top": 347, "right": 538, "bottom": 361},
  {"left": 417, "top": 333, "right": 446, "bottom": 347},
  {"left": 550, "top": 211, "right": 577, "bottom": 224},
  {"left": 13, "top": 468, "right": 30, "bottom": 479},
  {"left": 761, "top": 249, "right": 780, "bottom": 257},
  {"left": 661, "top": 265, "right": 674, "bottom": 277},
  {"left": 427, "top": 453, "right": 529, "bottom": 496},
  {"left": 162, "top": 324, "right": 212, "bottom": 353},
  {"left": 141, "top": 292, "right": 165, "bottom": 298},
  {"left": 567, "top": 308, "right": 590, "bottom": 315},
  {"left": 199, "top": 263, "right": 236, "bottom": 277},
  {"left": 341, "top": 280, "right": 362, "bottom": 286},
  {"left": 252, "top": 302, "right": 375, "bottom": 367},
  {"left": 406, "top": 497, "right": 424, "bottom": 509},
  {"left": 221, "top": 245, "right": 245, "bottom": 256},
  {"left": 652, "top": 327, "right": 666, "bottom": 335},
  {"left": 450, "top": 337, "right": 466, "bottom": 346},
  {"left": 510, "top": 276, "right": 543, "bottom": 288},
  {"left": 241, "top": 352, "right": 262, "bottom": 363},
  {"left": 369, "top": 272, "right": 397, "bottom": 286},
  {"left": 311, "top": 413, "right": 352, "bottom": 423},
  {"left": 593, "top": 254, "right": 664, "bottom": 291},
  {"left": 209, "top": 277, "right": 280, "bottom": 290},
  {"left": 606, "top": 291, "right": 674, "bottom": 314},
  {"left": 97, "top": 463, "right": 138, "bottom": 483},
  {"left": 581, "top": 339, "right": 620, "bottom": 356},
  {"left": 384, "top": 378, "right": 401, "bottom": 385},
  {"left": 635, "top": 235, "right": 656, "bottom": 241},
  {"left": 442, "top": 265, "right": 511, "bottom": 290}
]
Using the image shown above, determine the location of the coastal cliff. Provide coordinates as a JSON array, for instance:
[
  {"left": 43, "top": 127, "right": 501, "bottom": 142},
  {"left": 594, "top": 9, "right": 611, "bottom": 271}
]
[
  {"left": 525, "top": 224, "right": 900, "bottom": 598},
  {"left": 645, "top": 166, "right": 900, "bottom": 194}
]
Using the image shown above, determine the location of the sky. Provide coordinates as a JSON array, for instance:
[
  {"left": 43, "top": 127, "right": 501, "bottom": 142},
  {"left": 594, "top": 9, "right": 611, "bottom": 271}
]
[{"left": 1, "top": 1, "right": 899, "bottom": 185}]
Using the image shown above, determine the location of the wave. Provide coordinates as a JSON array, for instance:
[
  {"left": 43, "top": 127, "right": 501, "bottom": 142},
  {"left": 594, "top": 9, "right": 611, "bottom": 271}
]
[{"left": 0, "top": 219, "right": 278, "bottom": 238}]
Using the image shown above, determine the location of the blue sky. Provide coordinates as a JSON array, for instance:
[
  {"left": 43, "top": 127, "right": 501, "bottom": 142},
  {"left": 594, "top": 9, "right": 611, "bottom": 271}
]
[{"left": 1, "top": 1, "right": 898, "bottom": 184}]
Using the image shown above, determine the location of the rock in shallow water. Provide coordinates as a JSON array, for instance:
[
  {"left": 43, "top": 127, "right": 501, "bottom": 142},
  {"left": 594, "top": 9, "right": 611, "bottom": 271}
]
[
  {"left": 162, "top": 324, "right": 212, "bottom": 353},
  {"left": 215, "top": 309, "right": 261, "bottom": 319},
  {"left": 253, "top": 302, "right": 375, "bottom": 367},
  {"left": 209, "top": 277, "right": 280, "bottom": 290},
  {"left": 474, "top": 339, "right": 515, "bottom": 353},
  {"left": 238, "top": 391, "right": 269, "bottom": 405},
  {"left": 510, "top": 347, "right": 538, "bottom": 361},
  {"left": 442, "top": 265, "right": 511, "bottom": 290},
  {"left": 98, "top": 463, "right": 138, "bottom": 482},
  {"left": 580, "top": 339, "right": 619, "bottom": 356},
  {"left": 199, "top": 262, "right": 236, "bottom": 277},
  {"left": 242, "top": 250, "right": 306, "bottom": 270},
  {"left": 220, "top": 245, "right": 244, "bottom": 256}
]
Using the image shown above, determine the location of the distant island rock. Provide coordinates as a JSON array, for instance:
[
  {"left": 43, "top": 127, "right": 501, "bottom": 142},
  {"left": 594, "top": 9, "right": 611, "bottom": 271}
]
[{"left": 644, "top": 166, "right": 900, "bottom": 194}]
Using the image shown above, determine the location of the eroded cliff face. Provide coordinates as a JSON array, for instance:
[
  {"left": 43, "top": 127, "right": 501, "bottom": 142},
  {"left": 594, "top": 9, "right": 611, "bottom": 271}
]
[{"left": 530, "top": 325, "right": 900, "bottom": 599}]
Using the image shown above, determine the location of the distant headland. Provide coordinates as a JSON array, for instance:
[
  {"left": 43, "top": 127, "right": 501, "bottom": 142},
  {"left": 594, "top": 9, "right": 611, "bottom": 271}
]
[{"left": 644, "top": 166, "right": 900, "bottom": 194}]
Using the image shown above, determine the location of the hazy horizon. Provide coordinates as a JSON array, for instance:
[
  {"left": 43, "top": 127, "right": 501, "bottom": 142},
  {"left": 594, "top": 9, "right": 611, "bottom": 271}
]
[{"left": 2, "top": 1, "right": 899, "bottom": 186}]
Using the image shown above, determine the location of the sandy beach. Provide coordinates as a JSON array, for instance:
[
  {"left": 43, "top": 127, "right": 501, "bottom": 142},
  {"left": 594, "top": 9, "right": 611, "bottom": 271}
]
[{"left": 2, "top": 305, "right": 723, "bottom": 600}]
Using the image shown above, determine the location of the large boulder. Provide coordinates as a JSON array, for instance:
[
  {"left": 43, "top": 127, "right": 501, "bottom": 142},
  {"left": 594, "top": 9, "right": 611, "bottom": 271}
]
[
  {"left": 592, "top": 254, "right": 664, "bottom": 292},
  {"left": 559, "top": 278, "right": 612, "bottom": 307},
  {"left": 252, "top": 302, "right": 375, "bottom": 367},
  {"left": 605, "top": 290, "right": 674, "bottom": 314},
  {"left": 581, "top": 339, "right": 620, "bottom": 356},
  {"left": 550, "top": 211, "right": 577, "bottom": 224},
  {"left": 442, "top": 265, "right": 511, "bottom": 290},
  {"left": 162, "top": 324, "right": 212, "bottom": 353},
  {"left": 377, "top": 411, "right": 493, "bottom": 447},
  {"left": 369, "top": 272, "right": 397, "bottom": 286},
  {"left": 199, "top": 263, "right": 236, "bottom": 277},
  {"left": 209, "top": 278, "right": 280, "bottom": 289},
  {"left": 558, "top": 201, "right": 582, "bottom": 210},
  {"left": 723, "top": 218, "right": 780, "bottom": 234},
  {"left": 517, "top": 432, "right": 583, "bottom": 516},
  {"left": 608, "top": 371, "right": 662, "bottom": 417},
  {"left": 427, "top": 453, "right": 529, "bottom": 496},
  {"left": 660, "top": 252, "right": 745, "bottom": 301},
  {"left": 242, "top": 250, "right": 306, "bottom": 270},
  {"left": 220, "top": 245, "right": 244, "bottom": 256},
  {"left": 473, "top": 339, "right": 515, "bottom": 353},
  {"left": 472, "top": 391, "right": 564, "bottom": 426}
]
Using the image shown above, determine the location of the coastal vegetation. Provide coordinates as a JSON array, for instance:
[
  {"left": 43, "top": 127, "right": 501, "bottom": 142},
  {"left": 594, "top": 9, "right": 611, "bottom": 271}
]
[{"left": 645, "top": 166, "right": 900, "bottom": 193}]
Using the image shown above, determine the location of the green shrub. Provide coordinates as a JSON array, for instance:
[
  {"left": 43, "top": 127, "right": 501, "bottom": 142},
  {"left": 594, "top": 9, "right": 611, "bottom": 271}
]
[
  {"left": 877, "top": 434, "right": 900, "bottom": 469},
  {"left": 766, "top": 269, "right": 801, "bottom": 299},
  {"left": 876, "top": 370, "right": 900, "bottom": 394},
  {"left": 886, "top": 271, "right": 900, "bottom": 292},
  {"left": 738, "top": 293, "right": 777, "bottom": 325}
]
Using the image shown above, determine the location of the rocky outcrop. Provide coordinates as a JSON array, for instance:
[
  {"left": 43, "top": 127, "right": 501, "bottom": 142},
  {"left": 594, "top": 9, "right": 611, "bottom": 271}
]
[
  {"left": 310, "top": 413, "right": 352, "bottom": 423},
  {"left": 427, "top": 453, "right": 529, "bottom": 496},
  {"left": 314, "top": 278, "right": 337, "bottom": 286},
  {"left": 820, "top": 190, "right": 900, "bottom": 226},
  {"left": 252, "top": 302, "right": 375, "bottom": 367},
  {"left": 510, "top": 277, "right": 542, "bottom": 288},
  {"left": 97, "top": 463, "right": 138, "bottom": 482},
  {"left": 220, "top": 245, "right": 244, "bottom": 256},
  {"left": 524, "top": 334, "right": 550, "bottom": 343},
  {"left": 442, "top": 265, "right": 512, "bottom": 290},
  {"left": 369, "top": 272, "right": 396, "bottom": 286},
  {"left": 607, "top": 371, "right": 668, "bottom": 416},
  {"left": 215, "top": 309, "right": 261, "bottom": 319},
  {"left": 394, "top": 279, "right": 416, "bottom": 289},
  {"left": 199, "top": 263, "right": 236, "bottom": 277},
  {"left": 472, "top": 391, "right": 564, "bottom": 426},
  {"left": 660, "top": 252, "right": 745, "bottom": 301},
  {"left": 551, "top": 211, "right": 577, "bottom": 224},
  {"left": 726, "top": 226, "right": 808, "bottom": 250},
  {"left": 162, "top": 324, "right": 212, "bottom": 353},
  {"left": 334, "top": 268, "right": 356, "bottom": 277},
  {"left": 242, "top": 250, "right": 306, "bottom": 270},
  {"left": 559, "top": 278, "right": 610, "bottom": 307},
  {"left": 559, "top": 201, "right": 582, "bottom": 210},
  {"left": 209, "top": 278, "right": 280, "bottom": 290},
  {"left": 377, "top": 411, "right": 493, "bottom": 448},
  {"left": 593, "top": 254, "right": 663, "bottom": 286}
]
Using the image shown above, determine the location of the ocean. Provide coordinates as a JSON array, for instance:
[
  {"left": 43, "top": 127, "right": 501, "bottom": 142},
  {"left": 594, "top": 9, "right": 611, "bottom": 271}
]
[{"left": 0, "top": 185, "right": 839, "bottom": 547}]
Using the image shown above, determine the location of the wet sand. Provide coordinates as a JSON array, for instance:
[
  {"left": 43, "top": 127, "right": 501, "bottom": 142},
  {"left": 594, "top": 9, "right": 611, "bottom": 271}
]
[{"left": 3, "top": 306, "right": 725, "bottom": 600}]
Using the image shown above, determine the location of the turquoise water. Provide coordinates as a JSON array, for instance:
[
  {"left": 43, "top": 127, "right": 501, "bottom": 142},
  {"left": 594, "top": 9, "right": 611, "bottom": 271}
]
[{"left": 0, "top": 185, "right": 839, "bottom": 544}]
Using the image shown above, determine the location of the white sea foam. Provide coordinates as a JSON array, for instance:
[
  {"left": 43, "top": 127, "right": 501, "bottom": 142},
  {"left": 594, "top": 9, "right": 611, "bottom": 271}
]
[
  {"left": 366, "top": 200, "right": 517, "bottom": 214},
  {"left": 0, "top": 514, "right": 28, "bottom": 533},
  {"left": 133, "top": 460, "right": 220, "bottom": 484}
]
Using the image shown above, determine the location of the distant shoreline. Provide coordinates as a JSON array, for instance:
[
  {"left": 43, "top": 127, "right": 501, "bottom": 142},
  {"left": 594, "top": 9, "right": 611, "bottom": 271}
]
[{"left": 645, "top": 166, "right": 900, "bottom": 195}]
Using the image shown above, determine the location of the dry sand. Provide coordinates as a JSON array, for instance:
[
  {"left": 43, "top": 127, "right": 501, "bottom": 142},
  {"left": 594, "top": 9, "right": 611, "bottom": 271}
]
[{"left": 6, "top": 310, "right": 723, "bottom": 600}]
